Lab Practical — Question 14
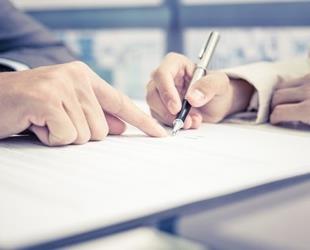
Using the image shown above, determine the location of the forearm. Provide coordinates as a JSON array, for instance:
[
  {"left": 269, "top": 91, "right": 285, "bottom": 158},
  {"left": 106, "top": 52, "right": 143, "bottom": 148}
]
[
  {"left": 0, "top": 0, "right": 76, "bottom": 68},
  {"left": 0, "top": 45, "right": 76, "bottom": 69},
  {"left": 223, "top": 57, "right": 310, "bottom": 123}
]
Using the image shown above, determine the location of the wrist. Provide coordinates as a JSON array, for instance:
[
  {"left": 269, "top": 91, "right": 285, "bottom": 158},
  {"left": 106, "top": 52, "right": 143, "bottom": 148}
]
[{"left": 227, "top": 77, "right": 254, "bottom": 116}]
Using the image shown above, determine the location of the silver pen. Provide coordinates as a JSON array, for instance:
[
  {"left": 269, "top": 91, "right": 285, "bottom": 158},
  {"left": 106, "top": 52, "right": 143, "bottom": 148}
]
[{"left": 172, "top": 31, "right": 220, "bottom": 136}]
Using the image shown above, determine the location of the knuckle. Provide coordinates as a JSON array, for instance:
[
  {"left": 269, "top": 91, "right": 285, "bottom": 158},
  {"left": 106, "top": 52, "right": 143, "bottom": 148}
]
[
  {"left": 74, "top": 130, "right": 91, "bottom": 145},
  {"left": 65, "top": 132, "right": 78, "bottom": 145},
  {"left": 161, "top": 90, "right": 172, "bottom": 102},
  {"left": 43, "top": 68, "right": 62, "bottom": 82},
  {"left": 112, "top": 91, "right": 127, "bottom": 116},
  {"left": 163, "top": 112, "right": 174, "bottom": 125},
  {"left": 151, "top": 68, "right": 164, "bottom": 81},
  {"left": 63, "top": 61, "right": 91, "bottom": 81},
  {"left": 150, "top": 69, "right": 158, "bottom": 79},
  {"left": 67, "top": 61, "right": 89, "bottom": 71},
  {"left": 34, "top": 82, "right": 61, "bottom": 109},
  {"left": 146, "top": 91, "right": 155, "bottom": 106},
  {"left": 166, "top": 52, "right": 188, "bottom": 62},
  {"left": 166, "top": 52, "right": 180, "bottom": 59},
  {"left": 146, "top": 80, "right": 155, "bottom": 92},
  {"left": 90, "top": 118, "right": 109, "bottom": 141},
  {"left": 91, "top": 127, "right": 108, "bottom": 141},
  {"left": 50, "top": 131, "right": 77, "bottom": 146}
]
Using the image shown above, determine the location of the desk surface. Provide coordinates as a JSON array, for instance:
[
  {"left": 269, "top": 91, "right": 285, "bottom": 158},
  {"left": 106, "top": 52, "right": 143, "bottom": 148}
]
[
  {"left": 69, "top": 228, "right": 206, "bottom": 250},
  {"left": 178, "top": 178, "right": 310, "bottom": 249}
]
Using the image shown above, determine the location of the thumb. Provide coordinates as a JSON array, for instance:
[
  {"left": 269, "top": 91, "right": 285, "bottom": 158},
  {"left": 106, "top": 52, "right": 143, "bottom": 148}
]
[
  {"left": 185, "top": 77, "right": 215, "bottom": 107},
  {"left": 185, "top": 73, "right": 228, "bottom": 107}
]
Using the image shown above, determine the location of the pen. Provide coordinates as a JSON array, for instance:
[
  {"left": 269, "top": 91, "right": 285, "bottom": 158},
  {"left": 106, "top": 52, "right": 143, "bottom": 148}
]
[{"left": 171, "top": 31, "right": 220, "bottom": 136}]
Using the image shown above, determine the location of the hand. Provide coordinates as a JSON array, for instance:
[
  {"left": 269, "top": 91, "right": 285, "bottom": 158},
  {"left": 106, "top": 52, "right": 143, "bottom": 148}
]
[
  {"left": 0, "top": 61, "right": 167, "bottom": 146},
  {"left": 271, "top": 73, "right": 310, "bottom": 125},
  {"left": 146, "top": 53, "right": 254, "bottom": 129}
]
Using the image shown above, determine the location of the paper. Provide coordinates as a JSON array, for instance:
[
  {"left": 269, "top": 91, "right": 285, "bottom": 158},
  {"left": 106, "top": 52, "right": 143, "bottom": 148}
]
[
  {"left": 70, "top": 228, "right": 205, "bottom": 250},
  {"left": 0, "top": 123, "right": 309, "bottom": 248}
]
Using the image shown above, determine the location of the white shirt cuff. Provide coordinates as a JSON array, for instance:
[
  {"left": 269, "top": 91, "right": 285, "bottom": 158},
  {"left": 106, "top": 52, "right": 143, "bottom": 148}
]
[
  {"left": 222, "top": 57, "right": 310, "bottom": 124},
  {"left": 0, "top": 58, "right": 29, "bottom": 71}
]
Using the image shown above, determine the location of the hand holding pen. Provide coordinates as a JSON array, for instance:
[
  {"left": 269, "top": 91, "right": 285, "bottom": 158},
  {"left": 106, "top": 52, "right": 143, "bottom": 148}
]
[
  {"left": 172, "top": 32, "right": 220, "bottom": 135},
  {"left": 146, "top": 32, "right": 254, "bottom": 132}
]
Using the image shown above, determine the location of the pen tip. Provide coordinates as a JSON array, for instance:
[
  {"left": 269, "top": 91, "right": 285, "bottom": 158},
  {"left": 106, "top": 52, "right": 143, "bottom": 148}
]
[
  {"left": 171, "top": 119, "right": 184, "bottom": 136},
  {"left": 171, "top": 127, "right": 180, "bottom": 136}
]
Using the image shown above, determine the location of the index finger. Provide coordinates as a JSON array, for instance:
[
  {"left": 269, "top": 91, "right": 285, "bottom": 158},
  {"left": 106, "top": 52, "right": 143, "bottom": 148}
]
[
  {"left": 91, "top": 74, "right": 167, "bottom": 137},
  {"left": 152, "top": 53, "right": 195, "bottom": 114}
]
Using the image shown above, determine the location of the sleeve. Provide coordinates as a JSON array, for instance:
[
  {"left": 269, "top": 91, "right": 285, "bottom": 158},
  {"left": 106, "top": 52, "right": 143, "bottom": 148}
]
[
  {"left": 0, "top": 0, "right": 76, "bottom": 68},
  {"left": 222, "top": 57, "right": 310, "bottom": 124},
  {"left": 0, "top": 58, "right": 29, "bottom": 71}
]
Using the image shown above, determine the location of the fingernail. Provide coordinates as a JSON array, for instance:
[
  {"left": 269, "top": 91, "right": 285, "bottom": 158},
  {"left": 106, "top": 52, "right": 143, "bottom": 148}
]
[{"left": 189, "top": 89, "right": 205, "bottom": 103}]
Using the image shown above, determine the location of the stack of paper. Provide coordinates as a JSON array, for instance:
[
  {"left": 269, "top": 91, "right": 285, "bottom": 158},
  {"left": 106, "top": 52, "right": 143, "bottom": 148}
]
[{"left": 0, "top": 123, "right": 309, "bottom": 248}]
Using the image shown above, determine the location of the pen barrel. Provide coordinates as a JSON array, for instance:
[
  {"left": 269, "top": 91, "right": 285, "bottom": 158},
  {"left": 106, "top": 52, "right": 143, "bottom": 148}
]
[
  {"left": 176, "top": 68, "right": 205, "bottom": 123},
  {"left": 189, "top": 67, "right": 206, "bottom": 86},
  {"left": 176, "top": 99, "right": 192, "bottom": 121},
  {"left": 175, "top": 31, "right": 220, "bottom": 126}
]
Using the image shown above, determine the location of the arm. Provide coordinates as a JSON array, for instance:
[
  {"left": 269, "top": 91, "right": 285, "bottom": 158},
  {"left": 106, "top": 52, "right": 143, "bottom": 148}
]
[
  {"left": 223, "top": 57, "right": 310, "bottom": 123},
  {"left": 146, "top": 53, "right": 254, "bottom": 129},
  {"left": 0, "top": 62, "right": 166, "bottom": 146},
  {"left": 0, "top": 0, "right": 76, "bottom": 68},
  {"left": 146, "top": 53, "right": 310, "bottom": 129}
]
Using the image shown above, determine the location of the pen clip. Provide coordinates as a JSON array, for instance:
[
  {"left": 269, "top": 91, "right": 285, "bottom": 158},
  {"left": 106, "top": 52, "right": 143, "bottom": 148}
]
[
  {"left": 198, "top": 32, "right": 220, "bottom": 60},
  {"left": 198, "top": 41, "right": 208, "bottom": 60}
]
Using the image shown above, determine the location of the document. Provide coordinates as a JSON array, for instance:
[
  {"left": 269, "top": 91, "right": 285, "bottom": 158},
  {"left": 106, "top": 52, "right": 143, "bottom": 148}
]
[{"left": 0, "top": 123, "right": 309, "bottom": 248}]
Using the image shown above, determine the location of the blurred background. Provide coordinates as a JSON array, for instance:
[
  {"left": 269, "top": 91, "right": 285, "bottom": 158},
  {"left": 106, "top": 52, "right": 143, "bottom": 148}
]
[{"left": 13, "top": 0, "right": 310, "bottom": 99}]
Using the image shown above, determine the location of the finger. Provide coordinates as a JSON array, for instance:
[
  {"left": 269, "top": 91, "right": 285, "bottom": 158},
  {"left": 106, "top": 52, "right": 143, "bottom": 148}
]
[
  {"left": 150, "top": 109, "right": 192, "bottom": 131},
  {"left": 183, "top": 116, "right": 192, "bottom": 130},
  {"left": 270, "top": 103, "right": 304, "bottom": 124},
  {"left": 152, "top": 53, "right": 195, "bottom": 114},
  {"left": 189, "top": 110, "right": 203, "bottom": 129},
  {"left": 92, "top": 77, "right": 167, "bottom": 137},
  {"left": 147, "top": 82, "right": 202, "bottom": 129},
  {"left": 149, "top": 108, "right": 175, "bottom": 127},
  {"left": 31, "top": 107, "right": 77, "bottom": 146},
  {"left": 276, "top": 75, "right": 307, "bottom": 90},
  {"left": 105, "top": 113, "right": 126, "bottom": 135},
  {"left": 153, "top": 70, "right": 182, "bottom": 114},
  {"left": 63, "top": 96, "right": 91, "bottom": 145},
  {"left": 150, "top": 110, "right": 169, "bottom": 127},
  {"left": 146, "top": 82, "right": 175, "bottom": 126},
  {"left": 151, "top": 109, "right": 200, "bottom": 130},
  {"left": 202, "top": 114, "right": 224, "bottom": 124},
  {"left": 28, "top": 125, "right": 49, "bottom": 145},
  {"left": 186, "top": 73, "right": 228, "bottom": 107},
  {"left": 272, "top": 87, "right": 305, "bottom": 109},
  {"left": 78, "top": 86, "right": 109, "bottom": 141}
]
